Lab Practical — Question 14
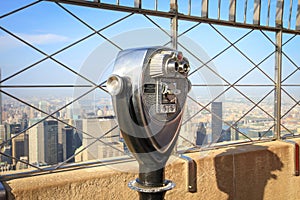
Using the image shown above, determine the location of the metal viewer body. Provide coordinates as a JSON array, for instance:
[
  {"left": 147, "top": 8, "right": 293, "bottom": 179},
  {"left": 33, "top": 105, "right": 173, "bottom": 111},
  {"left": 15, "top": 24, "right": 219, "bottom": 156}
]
[{"left": 107, "top": 47, "right": 191, "bottom": 200}]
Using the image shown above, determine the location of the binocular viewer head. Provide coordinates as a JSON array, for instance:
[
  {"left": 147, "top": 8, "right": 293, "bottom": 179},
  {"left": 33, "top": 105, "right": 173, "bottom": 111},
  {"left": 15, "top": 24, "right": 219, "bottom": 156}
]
[{"left": 107, "top": 47, "right": 191, "bottom": 171}]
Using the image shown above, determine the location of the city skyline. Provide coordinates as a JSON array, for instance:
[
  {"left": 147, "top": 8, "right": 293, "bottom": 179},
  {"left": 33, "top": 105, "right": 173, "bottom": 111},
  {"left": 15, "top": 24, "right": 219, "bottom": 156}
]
[{"left": 1, "top": 1, "right": 299, "bottom": 99}]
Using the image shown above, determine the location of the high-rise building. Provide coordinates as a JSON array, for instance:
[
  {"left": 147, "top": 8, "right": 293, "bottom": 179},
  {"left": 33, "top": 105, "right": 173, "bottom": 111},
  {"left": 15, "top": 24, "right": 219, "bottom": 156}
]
[
  {"left": 217, "top": 123, "right": 240, "bottom": 143},
  {"left": 196, "top": 122, "right": 207, "bottom": 146},
  {"left": 211, "top": 102, "right": 223, "bottom": 143},
  {"left": 0, "top": 68, "right": 2, "bottom": 125},
  {"left": 78, "top": 116, "right": 122, "bottom": 162},
  {"left": 230, "top": 123, "right": 239, "bottom": 141},
  {"left": 38, "top": 101, "right": 49, "bottom": 118},
  {"left": 11, "top": 133, "right": 29, "bottom": 166},
  {"left": 29, "top": 119, "right": 58, "bottom": 166},
  {"left": 65, "top": 97, "right": 73, "bottom": 119},
  {"left": 0, "top": 125, "right": 5, "bottom": 142},
  {"left": 176, "top": 103, "right": 195, "bottom": 150},
  {"left": 61, "top": 126, "right": 75, "bottom": 163},
  {"left": 5, "top": 123, "right": 21, "bottom": 146},
  {"left": 0, "top": 145, "right": 12, "bottom": 164},
  {"left": 0, "top": 123, "right": 21, "bottom": 165},
  {"left": 28, "top": 119, "right": 40, "bottom": 165},
  {"left": 218, "top": 129, "right": 231, "bottom": 142},
  {"left": 43, "top": 120, "right": 58, "bottom": 165},
  {"left": 71, "top": 119, "right": 83, "bottom": 150},
  {"left": 16, "top": 156, "right": 29, "bottom": 170},
  {"left": 57, "top": 120, "right": 68, "bottom": 163},
  {"left": 20, "top": 113, "right": 28, "bottom": 131},
  {"left": 29, "top": 105, "right": 36, "bottom": 119}
]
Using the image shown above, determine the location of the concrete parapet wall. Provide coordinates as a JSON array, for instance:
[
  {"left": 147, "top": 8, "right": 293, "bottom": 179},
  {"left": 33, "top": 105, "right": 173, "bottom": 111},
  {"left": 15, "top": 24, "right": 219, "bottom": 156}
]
[{"left": 4, "top": 139, "right": 300, "bottom": 200}]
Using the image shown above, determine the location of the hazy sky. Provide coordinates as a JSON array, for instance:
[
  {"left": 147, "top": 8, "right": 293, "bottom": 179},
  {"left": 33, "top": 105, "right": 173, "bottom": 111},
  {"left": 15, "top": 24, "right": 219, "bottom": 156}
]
[{"left": 0, "top": 0, "right": 299, "bottom": 100}]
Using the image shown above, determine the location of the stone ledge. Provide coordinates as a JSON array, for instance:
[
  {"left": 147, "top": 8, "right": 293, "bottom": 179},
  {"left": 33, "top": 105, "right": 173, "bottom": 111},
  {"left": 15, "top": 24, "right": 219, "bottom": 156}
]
[{"left": 4, "top": 139, "right": 300, "bottom": 200}]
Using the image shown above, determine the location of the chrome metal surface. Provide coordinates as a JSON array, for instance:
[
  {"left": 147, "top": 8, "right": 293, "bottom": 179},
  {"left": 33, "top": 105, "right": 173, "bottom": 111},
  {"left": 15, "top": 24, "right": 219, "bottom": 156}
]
[
  {"left": 108, "top": 47, "right": 190, "bottom": 199},
  {"left": 108, "top": 47, "right": 190, "bottom": 167},
  {"left": 128, "top": 179, "right": 175, "bottom": 193}
]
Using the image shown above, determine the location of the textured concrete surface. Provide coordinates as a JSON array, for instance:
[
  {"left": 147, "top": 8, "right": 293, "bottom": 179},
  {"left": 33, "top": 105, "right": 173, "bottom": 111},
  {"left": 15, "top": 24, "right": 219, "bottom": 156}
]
[{"left": 4, "top": 139, "right": 300, "bottom": 200}]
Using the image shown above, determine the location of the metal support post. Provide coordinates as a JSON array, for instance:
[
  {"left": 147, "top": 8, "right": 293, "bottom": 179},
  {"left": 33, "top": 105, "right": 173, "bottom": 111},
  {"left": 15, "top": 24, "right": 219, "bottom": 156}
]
[
  {"left": 134, "top": 0, "right": 142, "bottom": 9},
  {"left": 129, "top": 167, "right": 175, "bottom": 200},
  {"left": 274, "top": 0, "right": 283, "bottom": 140},
  {"left": 274, "top": 30, "right": 282, "bottom": 140},
  {"left": 170, "top": 0, "right": 178, "bottom": 50},
  {"left": 179, "top": 154, "right": 197, "bottom": 192}
]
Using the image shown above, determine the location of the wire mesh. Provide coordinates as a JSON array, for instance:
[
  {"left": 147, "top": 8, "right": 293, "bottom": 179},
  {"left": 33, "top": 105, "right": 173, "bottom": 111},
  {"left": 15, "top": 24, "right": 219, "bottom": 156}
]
[{"left": 0, "top": 0, "right": 299, "bottom": 180}]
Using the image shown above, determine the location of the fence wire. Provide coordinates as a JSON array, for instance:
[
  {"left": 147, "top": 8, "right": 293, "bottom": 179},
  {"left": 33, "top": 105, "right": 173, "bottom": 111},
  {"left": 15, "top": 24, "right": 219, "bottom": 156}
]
[{"left": 0, "top": 0, "right": 299, "bottom": 179}]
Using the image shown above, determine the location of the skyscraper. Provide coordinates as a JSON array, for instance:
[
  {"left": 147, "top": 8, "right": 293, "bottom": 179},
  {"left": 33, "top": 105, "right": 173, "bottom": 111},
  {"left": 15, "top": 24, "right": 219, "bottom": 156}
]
[
  {"left": 44, "top": 120, "right": 58, "bottom": 165},
  {"left": 218, "top": 129, "right": 231, "bottom": 142},
  {"left": 5, "top": 123, "right": 21, "bottom": 146},
  {"left": 211, "top": 101, "right": 223, "bottom": 143},
  {"left": 16, "top": 156, "right": 29, "bottom": 170},
  {"left": 230, "top": 123, "right": 239, "bottom": 141},
  {"left": 196, "top": 122, "right": 207, "bottom": 146},
  {"left": 12, "top": 133, "right": 29, "bottom": 166},
  {"left": 61, "top": 126, "right": 75, "bottom": 163},
  {"left": 29, "top": 119, "right": 58, "bottom": 166},
  {"left": 0, "top": 125, "right": 5, "bottom": 142},
  {"left": 38, "top": 101, "right": 49, "bottom": 118},
  {"left": 71, "top": 119, "right": 82, "bottom": 150},
  {"left": 57, "top": 120, "right": 68, "bottom": 162},
  {"left": 217, "top": 124, "right": 239, "bottom": 142},
  {"left": 0, "top": 68, "right": 2, "bottom": 125},
  {"left": 78, "top": 116, "right": 122, "bottom": 162},
  {"left": 65, "top": 97, "right": 73, "bottom": 119},
  {"left": 0, "top": 145, "right": 12, "bottom": 165},
  {"left": 28, "top": 119, "right": 40, "bottom": 165}
]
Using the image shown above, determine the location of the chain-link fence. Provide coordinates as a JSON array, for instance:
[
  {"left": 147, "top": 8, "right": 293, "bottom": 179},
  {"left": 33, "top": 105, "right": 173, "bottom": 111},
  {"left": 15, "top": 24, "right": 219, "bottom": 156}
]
[{"left": 0, "top": 0, "right": 299, "bottom": 179}]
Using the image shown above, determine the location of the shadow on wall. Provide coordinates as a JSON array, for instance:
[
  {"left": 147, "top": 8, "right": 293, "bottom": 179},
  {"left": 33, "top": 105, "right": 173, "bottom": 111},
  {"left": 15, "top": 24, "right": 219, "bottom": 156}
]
[{"left": 214, "top": 144, "right": 283, "bottom": 200}]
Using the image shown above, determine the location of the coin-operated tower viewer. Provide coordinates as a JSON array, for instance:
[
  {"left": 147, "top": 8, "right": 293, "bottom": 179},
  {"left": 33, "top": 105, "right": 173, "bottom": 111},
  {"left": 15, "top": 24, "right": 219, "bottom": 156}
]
[{"left": 107, "top": 47, "right": 191, "bottom": 200}]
